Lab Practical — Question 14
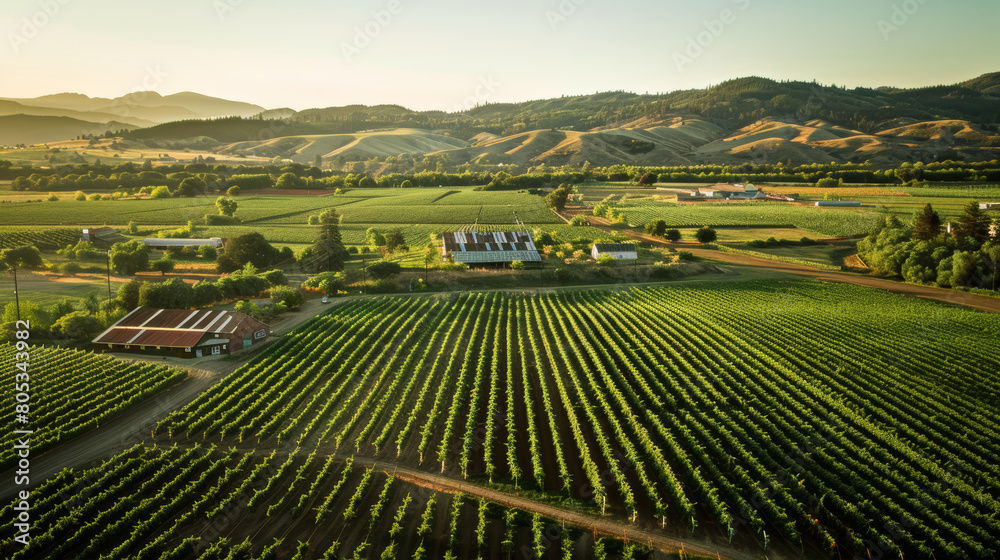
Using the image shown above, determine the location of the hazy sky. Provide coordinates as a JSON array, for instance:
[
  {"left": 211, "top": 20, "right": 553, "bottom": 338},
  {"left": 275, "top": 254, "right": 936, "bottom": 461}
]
[{"left": 2, "top": 0, "right": 997, "bottom": 111}]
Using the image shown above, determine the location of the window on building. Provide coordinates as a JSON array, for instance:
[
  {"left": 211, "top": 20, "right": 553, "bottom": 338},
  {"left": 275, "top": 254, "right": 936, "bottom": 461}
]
[{"left": 211, "top": 346, "right": 221, "bottom": 355}]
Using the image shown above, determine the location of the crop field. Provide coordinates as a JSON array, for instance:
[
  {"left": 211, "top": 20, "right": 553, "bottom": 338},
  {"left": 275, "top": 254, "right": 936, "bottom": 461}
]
[
  {"left": 196, "top": 223, "right": 605, "bottom": 250},
  {"left": 0, "top": 444, "right": 643, "bottom": 560},
  {"left": 0, "top": 188, "right": 564, "bottom": 256},
  {"left": 0, "top": 188, "right": 559, "bottom": 227},
  {"left": 0, "top": 344, "right": 185, "bottom": 470},
  {"left": 36, "top": 279, "right": 984, "bottom": 559},
  {"left": 897, "top": 184, "right": 1000, "bottom": 199},
  {"left": 609, "top": 200, "right": 880, "bottom": 237},
  {"left": 758, "top": 186, "right": 909, "bottom": 198},
  {"left": 0, "top": 227, "right": 82, "bottom": 250}
]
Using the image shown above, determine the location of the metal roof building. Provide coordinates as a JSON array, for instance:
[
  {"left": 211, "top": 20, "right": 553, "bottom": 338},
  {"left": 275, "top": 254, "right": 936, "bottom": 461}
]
[
  {"left": 441, "top": 231, "right": 541, "bottom": 264},
  {"left": 144, "top": 237, "right": 224, "bottom": 248},
  {"left": 93, "top": 307, "right": 269, "bottom": 358},
  {"left": 591, "top": 243, "right": 638, "bottom": 260}
]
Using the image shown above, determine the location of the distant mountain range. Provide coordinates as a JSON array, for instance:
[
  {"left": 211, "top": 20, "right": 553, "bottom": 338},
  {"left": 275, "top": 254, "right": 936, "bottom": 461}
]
[
  {"left": 4, "top": 73, "right": 999, "bottom": 166},
  {"left": 0, "top": 91, "right": 264, "bottom": 145}
]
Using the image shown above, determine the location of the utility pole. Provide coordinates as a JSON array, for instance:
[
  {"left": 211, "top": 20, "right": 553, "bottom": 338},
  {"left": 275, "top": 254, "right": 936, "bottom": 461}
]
[
  {"left": 105, "top": 250, "right": 112, "bottom": 301},
  {"left": 12, "top": 266, "right": 20, "bottom": 321}
]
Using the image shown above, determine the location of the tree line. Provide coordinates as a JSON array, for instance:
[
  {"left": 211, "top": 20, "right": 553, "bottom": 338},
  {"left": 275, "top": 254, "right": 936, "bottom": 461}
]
[{"left": 858, "top": 201, "right": 999, "bottom": 290}]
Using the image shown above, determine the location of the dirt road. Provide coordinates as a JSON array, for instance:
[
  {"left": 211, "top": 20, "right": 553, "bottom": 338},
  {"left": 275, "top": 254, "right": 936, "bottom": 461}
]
[
  {"left": 0, "top": 296, "right": 339, "bottom": 503},
  {"left": 674, "top": 241, "right": 1000, "bottom": 313},
  {"left": 593, "top": 216, "right": 1000, "bottom": 314},
  {"left": 0, "top": 366, "right": 225, "bottom": 502},
  {"left": 355, "top": 457, "right": 780, "bottom": 560}
]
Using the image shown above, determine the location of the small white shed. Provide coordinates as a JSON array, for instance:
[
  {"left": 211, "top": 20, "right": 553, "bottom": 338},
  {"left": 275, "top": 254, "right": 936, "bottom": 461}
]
[{"left": 591, "top": 243, "right": 637, "bottom": 260}]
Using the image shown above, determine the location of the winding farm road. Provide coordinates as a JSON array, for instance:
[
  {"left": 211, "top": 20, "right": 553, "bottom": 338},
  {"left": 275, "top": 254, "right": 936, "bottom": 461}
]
[
  {"left": 676, "top": 242, "right": 1000, "bottom": 313},
  {"left": 0, "top": 365, "right": 227, "bottom": 502},
  {"left": 580, "top": 211, "right": 1000, "bottom": 314},
  {"left": 353, "top": 456, "right": 777, "bottom": 560}
]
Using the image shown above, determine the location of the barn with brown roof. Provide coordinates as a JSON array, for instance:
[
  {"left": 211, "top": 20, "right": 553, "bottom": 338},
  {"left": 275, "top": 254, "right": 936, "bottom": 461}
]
[{"left": 92, "top": 307, "right": 270, "bottom": 358}]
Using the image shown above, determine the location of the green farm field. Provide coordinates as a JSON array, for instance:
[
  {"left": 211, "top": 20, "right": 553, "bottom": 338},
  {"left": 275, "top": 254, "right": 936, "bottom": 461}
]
[
  {"left": 2, "top": 184, "right": 991, "bottom": 254},
  {"left": 0, "top": 344, "right": 184, "bottom": 471},
  {"left": 0, "top": 188, "right": 560, "bottom": 227},
  {"left": 0, "top": 271, "right": 122, "bottom": 309},
  {"left": 608, "top": 200, "right": 879, "bottom": 237},
  {"left": 5, "top": 279, "right": 997, "bottom": 559},
  {"left": 0, "top": 187, "right": 608, "bottom": 255}
]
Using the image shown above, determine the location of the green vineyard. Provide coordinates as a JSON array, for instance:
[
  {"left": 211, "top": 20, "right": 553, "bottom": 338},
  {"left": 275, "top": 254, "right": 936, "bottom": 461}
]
[
  {"left": 0, "top": 228, "right": 82, "bottom": 251},
  {"left": 4, "top": 280, "right": 999, "bottom": 558},
  {"left": 146, "top": 280, "right": 1000, "bottom": 559},
  {"left": 0, "top": 345, "right": 185, "bottom": 471},
  {"left": 0, "top": 444, "right": 638, "bottom": 559}
]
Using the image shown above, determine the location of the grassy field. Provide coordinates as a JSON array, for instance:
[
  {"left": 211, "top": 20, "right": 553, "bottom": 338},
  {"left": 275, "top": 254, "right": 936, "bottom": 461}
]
[
  {"left": 0, "top": 186, "right": 617, "bottom": 256},
  {"left": 0, "top": 187, "right": 561, "bottom": 226},
  {"left": 0, "top": 270, "right": 122, "bottom": 309},
  {"left": 610, "top": 200, "right": 880, "bottom": 237},
  {"left": 2, "top": 182, "right": 991, "bottom": 249},
  {"left": 723, "top": 242, "right": 857, "bottom": 268}
]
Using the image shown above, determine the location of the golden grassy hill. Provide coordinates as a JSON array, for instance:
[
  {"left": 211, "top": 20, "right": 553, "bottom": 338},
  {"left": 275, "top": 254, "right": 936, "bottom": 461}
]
[
  {"left": 208, "top": 117, "right": 999, "bottom": 168},
  {"left": 217, "top": 129, "right": 468, "bottom": 162}
]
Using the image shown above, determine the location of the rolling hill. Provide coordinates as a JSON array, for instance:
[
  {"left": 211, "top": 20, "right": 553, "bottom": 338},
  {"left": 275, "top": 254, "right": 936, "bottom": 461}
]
[
  {"left": 124, "top": 72, "right": 1000, "bottom": 166},
  {"left": 6, "top": 72, "right": 1000, "bottom": 165},
  {"left": 217, "top": 128, "right": 468, "bottom": 161},
  {"left": 209, "top": 116, "right": 998, "bottom": 168},
  {"left": 0, "top": 91, "right": 266, "bottom": 146},
  {"left": 0, "top": 115, "right": 138, "bottom": 146},
  {"left": 0, "top": 99, "right": 157, "bottom": 128}
]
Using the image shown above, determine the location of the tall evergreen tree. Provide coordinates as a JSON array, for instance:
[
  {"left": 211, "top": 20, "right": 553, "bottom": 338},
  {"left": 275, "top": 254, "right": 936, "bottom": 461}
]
[
  {"left": 912, "top": 203, "right": 942, "bottom": 240},
  {"left": 311, "top": 208, "right": 349, "bottom": 271},
  {"left": 955, "top": 201, "right": 991, "bottom": 243}
]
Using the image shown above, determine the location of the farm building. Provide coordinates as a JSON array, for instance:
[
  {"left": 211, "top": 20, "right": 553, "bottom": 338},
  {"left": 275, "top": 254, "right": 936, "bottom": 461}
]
[
  {"left": 980, "top": 202, "right": 1000, "bottom": 210},
  {"left": 730, "top": 191, "right": 769, "bottom": 201},
  {"left": 144, "top": 237, "right": 224, "bottom": 249},
  {"left": 591, "top": 243, "right": 638, "bottom": 260},
  {"left": 441, "top": 231, "right": 541, "bottom": 264},
  {"left": 92, "top": 307, "right": 269, "bottom": 359},
  {"left": 81, "top": 227, "right": 119, "bottom": 242},
  {"left": 701, "top": 184, "right": 758, "bottom": 199}
]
